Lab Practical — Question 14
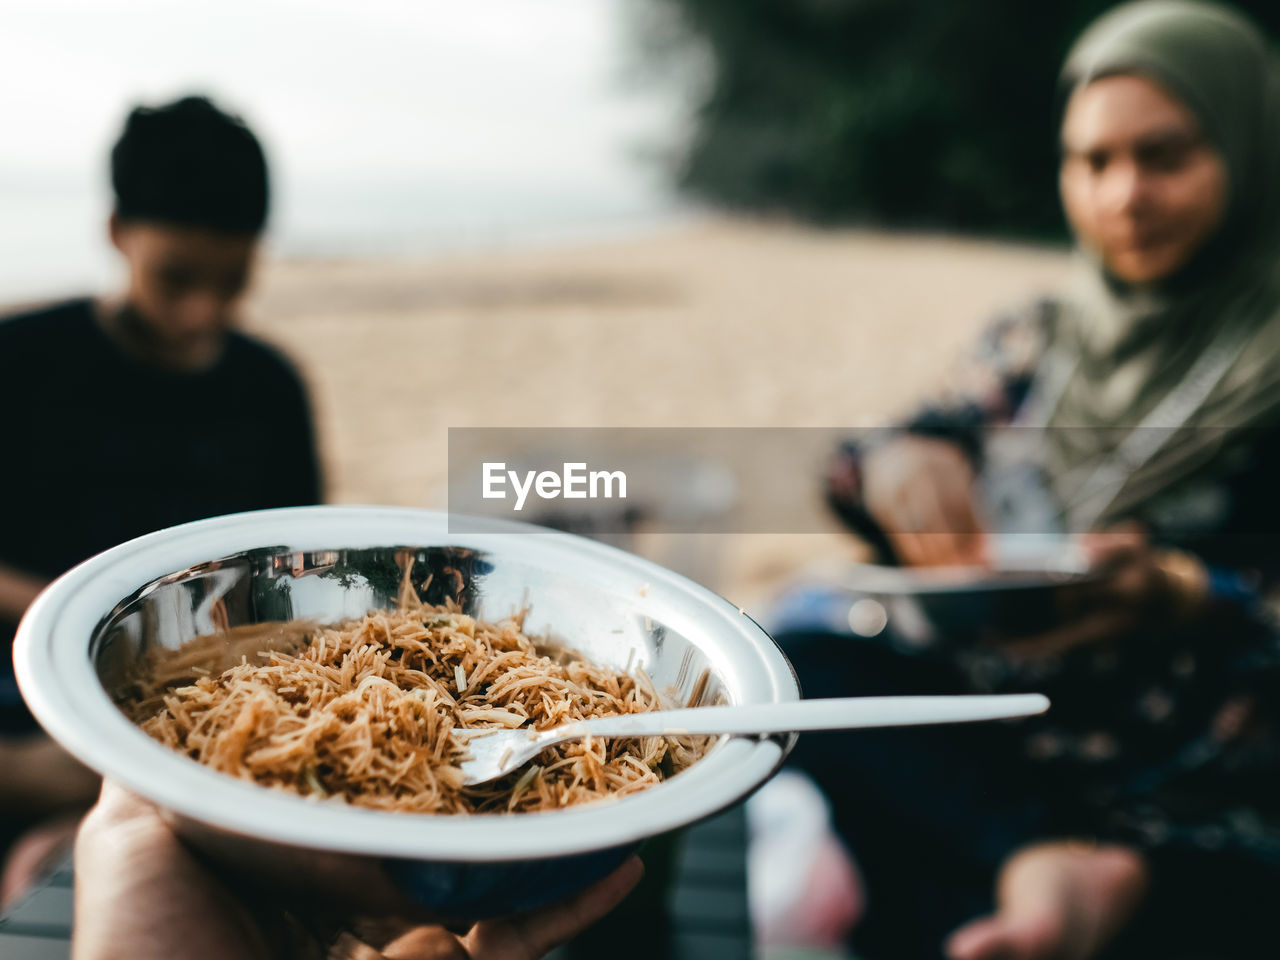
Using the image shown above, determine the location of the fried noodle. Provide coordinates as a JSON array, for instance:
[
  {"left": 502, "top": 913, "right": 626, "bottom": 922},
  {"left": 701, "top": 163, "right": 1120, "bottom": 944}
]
[{"left": 132, "top": 597, "right": 701, "bottom": 813}]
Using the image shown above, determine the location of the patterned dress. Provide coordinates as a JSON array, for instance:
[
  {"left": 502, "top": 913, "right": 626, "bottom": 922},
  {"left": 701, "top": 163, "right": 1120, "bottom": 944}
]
[{"left": 795, "top": 300, "right": 1280, "bottom": 956}]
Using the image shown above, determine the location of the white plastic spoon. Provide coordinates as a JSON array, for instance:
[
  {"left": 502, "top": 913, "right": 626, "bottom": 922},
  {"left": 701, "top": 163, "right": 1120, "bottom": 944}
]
[{"left": 458, "top": 693, "right": 1049, "bottom": 786}]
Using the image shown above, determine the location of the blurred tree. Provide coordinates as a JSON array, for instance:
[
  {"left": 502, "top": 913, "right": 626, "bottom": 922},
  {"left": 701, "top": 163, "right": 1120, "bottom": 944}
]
[{"left": 635, "top": 0, "right": 1280, "bottom": 238}]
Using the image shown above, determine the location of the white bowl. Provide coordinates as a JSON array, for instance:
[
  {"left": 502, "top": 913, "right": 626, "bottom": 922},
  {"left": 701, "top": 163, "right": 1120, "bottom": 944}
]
[{"left": 15, "top": 506, "right": 798, "bottom": 917}]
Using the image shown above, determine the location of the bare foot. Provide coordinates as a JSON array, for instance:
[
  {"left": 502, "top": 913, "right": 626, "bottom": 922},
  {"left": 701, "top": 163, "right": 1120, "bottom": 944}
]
[{"left": 945, "top": 841, "right": 1148, "bottom": 960}]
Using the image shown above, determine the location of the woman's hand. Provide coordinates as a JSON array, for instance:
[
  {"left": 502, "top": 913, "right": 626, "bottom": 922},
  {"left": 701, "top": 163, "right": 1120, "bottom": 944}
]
[
  {"left": 73, "top": 781, "right": 643, "bottom": 960},
  {"left": 996, "top": 527, "right": 1208, "bottom": 660},
  {"left": 859, "top": 435, "right": 987, "bottom": 568}
]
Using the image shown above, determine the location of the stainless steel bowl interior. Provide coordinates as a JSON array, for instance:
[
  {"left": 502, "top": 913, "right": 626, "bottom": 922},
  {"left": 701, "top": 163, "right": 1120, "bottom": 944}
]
[{"left": 96, "top": 544, "right": 728, "bottom": 721}]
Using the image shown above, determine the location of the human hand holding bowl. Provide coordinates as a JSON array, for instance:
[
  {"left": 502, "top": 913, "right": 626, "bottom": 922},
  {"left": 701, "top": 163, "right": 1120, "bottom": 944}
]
[
  {"left": 991, "top": 526, "right": 1208, "bottom": 660},
  {"left": 73, "top": 780, "right": 643, "bottom": 960}
]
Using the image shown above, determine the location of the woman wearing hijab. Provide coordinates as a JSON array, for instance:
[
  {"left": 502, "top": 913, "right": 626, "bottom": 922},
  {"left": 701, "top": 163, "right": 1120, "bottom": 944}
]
[{"left": 786, "top": 3, "right": 1280, "bottom": 958}]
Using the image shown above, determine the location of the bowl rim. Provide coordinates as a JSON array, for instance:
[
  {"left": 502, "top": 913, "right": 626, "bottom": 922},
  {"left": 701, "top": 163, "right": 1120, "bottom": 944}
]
[{"left": 15, "top": 505, "right": 797, "bottom": 861}]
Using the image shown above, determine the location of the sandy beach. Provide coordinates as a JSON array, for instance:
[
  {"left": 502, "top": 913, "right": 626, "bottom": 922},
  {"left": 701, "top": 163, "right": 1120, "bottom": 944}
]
[{"left": 246, "top": 218, "right": 1074, "bottom": 610}]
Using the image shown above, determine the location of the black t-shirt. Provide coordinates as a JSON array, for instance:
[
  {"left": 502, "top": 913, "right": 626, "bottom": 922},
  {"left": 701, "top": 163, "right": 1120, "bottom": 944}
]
[{"left": 1, "top": 298, "right": 322, "bottom": 726}]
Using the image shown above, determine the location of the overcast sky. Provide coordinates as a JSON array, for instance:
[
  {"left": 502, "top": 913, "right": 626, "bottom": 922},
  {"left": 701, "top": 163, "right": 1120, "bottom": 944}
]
[{"left": 0, "top": 0, "right": 691, "bottom": 299}]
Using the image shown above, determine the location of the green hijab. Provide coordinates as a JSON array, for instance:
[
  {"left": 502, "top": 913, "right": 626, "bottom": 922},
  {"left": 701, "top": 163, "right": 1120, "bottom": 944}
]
[{"left": 1040, "top": 0, "right": 1280, "bottom": 528}]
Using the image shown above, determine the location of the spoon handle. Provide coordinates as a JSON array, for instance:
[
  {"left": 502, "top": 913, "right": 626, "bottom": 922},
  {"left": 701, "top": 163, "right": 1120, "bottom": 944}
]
[{"left": 560, "top": 694, "right": 1049, "bottom": 739}]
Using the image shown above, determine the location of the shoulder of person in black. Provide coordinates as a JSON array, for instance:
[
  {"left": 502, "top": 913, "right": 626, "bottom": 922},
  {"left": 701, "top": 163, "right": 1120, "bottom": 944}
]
[
  {"left": 0, "top": 296, "right": 322, "bottom": 581},
  {"left": 0, "top": 296, "right": 304, "bottom": 398}
]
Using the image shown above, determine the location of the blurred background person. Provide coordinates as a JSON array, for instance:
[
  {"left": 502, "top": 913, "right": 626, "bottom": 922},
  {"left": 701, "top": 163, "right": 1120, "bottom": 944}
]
[
  {"left": 778, "top": 2, "right": 1280, "bottom": 958},
  {"left": 0, "top": 94, "right": 321, "bottom": 903}
]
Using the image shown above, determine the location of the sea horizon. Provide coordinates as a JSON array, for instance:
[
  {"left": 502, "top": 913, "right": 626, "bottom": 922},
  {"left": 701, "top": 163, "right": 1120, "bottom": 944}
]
[{"left": 0, "top": 172, "right": 696, "bottom": 308}]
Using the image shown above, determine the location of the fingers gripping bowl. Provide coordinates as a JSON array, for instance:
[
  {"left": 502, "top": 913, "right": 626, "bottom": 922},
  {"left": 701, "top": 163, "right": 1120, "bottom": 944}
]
[{"left": 14, "top": 506, "right": 799, "bottom": 917}]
